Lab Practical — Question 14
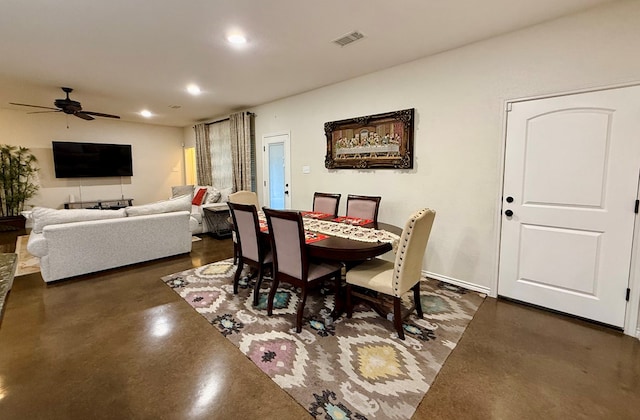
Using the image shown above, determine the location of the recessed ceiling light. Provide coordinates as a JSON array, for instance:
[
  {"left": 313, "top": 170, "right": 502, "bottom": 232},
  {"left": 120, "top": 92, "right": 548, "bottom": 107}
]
[
  {"left": 227, "top": 34, "right": 247, "bottom": 45},
  {"left": 187, "top": 84, "right": 201, "bottom": 95},
  {"left": 140, "top": 110, "right": 152, "bottom": 118}
]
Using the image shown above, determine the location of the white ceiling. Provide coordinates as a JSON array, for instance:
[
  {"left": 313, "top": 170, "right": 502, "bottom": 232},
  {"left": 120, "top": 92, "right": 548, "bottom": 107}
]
[{"left": 0, "top": 0, "right": 616, "bottom": 127}]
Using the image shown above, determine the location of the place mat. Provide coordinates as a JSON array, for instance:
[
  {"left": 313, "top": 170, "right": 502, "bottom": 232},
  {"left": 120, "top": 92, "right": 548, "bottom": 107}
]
[
  {"left": 333, "top": 216, "right": 373, "bottom": 226},
  {"left": 304, "top": 231, "right": 328, "bottom": 244},
  {"left": 300, "top": 211, "right": 334, "bottom": 219}
]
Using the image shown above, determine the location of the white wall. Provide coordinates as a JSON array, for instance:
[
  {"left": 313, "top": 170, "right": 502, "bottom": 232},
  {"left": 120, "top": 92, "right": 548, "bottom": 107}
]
[
  {"left": 1, "top": 109, "right": 185, "bottom": 208},
  {"left": 250, "top": 0, "right": 640, "bottom": 293}
]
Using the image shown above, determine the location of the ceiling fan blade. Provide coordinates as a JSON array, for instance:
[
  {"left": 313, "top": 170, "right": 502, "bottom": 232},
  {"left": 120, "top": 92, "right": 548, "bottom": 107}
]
[
  {"left": 82, "top": 111, "right": 121, "bottom": 119},
  {"left": 75, "top": 112, "right": 95, "bottom": 121},
  {"left": 27, "top": 110, "right": 62, "bottom": 114},
  {"left": 9, "top": 102, "right": 59, "bottom": 111}
]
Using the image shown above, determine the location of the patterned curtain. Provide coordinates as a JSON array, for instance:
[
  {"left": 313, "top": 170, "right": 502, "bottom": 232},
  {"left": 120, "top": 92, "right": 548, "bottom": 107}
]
[
  {"left": 230, "top": 112, "right": 253, "bottom": 191},
  {"left": 194, "top": 123, "right": 212, "bottom": 186},
  {"left": 209, "top": 119, "right": 233, "bottom": 189}
]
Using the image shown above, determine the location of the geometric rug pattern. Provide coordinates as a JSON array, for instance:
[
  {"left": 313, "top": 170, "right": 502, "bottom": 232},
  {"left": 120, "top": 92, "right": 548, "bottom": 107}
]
[
  {"left": 14, "top": 235, "right": 40, "bottom": 277},
  {"left": 162, "top": 259, "right": 485, "bottom": 419}
]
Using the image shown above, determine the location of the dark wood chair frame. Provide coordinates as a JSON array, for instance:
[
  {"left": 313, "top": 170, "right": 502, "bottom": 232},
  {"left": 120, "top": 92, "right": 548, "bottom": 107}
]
[
  {"left": 346, "top": 194, "right": 382, "bottom": 225},
  {"left": 346, "top": 283, "right": 423, "bottom": 340},
  {"left": 263, "top": 208, "right": 342, "bottom": 332},
  {"left": 312, "top": 192, "right": 342, "bottom": 217},
  {"left": 228, "top": 202, "right": 272, "bottom": 306}
]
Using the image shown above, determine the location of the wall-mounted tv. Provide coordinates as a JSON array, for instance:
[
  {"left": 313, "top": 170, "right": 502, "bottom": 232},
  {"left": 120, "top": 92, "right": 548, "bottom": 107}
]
[{"left": 52, "top": 141, "right": 133, "bottom": 178}]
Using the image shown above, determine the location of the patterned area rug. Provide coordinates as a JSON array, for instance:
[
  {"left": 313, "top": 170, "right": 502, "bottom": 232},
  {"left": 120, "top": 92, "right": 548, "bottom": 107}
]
[
  {"left": 162, "top": 259, "right": 485, "bottom": 419},
  {"left": 14, "top": 235, "right": 40, "bottom": 277}
]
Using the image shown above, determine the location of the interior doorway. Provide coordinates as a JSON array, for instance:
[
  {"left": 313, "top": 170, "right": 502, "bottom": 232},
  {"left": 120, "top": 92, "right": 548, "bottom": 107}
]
[{"left": 262, "top": 132, "right": 291, "bottom": 209}]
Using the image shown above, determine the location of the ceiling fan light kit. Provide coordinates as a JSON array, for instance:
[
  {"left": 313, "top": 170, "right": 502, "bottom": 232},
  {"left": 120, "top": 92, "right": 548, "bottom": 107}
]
[{"left": 9, "top": 87, "right": 120, "bottom": 121}]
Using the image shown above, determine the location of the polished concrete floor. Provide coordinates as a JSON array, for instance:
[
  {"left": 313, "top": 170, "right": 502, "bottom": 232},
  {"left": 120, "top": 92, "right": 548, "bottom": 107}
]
[{"left": 0, "top": 231, "right": 639, "bottom": 419}]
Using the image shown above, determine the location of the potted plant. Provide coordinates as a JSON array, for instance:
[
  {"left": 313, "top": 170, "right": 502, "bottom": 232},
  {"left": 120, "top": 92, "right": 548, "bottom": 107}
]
[{"left": 0, "top": 145, "right": 39, "bottom": 230}]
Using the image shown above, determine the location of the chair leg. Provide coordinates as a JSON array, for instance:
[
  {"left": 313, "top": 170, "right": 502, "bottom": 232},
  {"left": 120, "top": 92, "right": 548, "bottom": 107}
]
[
  {"left": 296, "top": 287, "right": 308, "bottom": 333},
  {"left": 233, "top": 241, "right": 238, "bottom": 265},
  {"left": 346, "top": 284, "right": 353, "bottom": 318},
  {"left": 393, "top": 296, "right": 405, "bottom": 340},
  {"left": 267, "top": 277, "right": 279, "bottom": 316},
  {"left": 253, "top": 264, "right": 264, "bottom": 306},
  {"left": 413, "top": 282, "right": 423, "bottom": 319},
  {"left": 233, "top": 260, "right": 244, "bottom": 295}
]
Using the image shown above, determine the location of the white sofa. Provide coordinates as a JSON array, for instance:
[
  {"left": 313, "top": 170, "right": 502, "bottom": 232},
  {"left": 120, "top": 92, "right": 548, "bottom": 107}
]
[
  {"left": 27, "top": 196, "right": 194, "bottom": 283},
  {"left": 171, "top": 185, "right": 233, "bottom": 234}
]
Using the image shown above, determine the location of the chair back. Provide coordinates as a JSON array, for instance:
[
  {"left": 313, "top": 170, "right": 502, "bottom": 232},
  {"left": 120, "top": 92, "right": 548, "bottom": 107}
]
[
  {"left": 312, "top": 192, "right": 341, "bottom": 217},
  {"left": 346, "top": 194, "right": 381, "bottom": 222},
  {"left": 229, "top": 190, "right": 260, "bottom": 207},
  {"left": 263, "top": 208, "right": 306, "bottom": 280},
  {"left": 229, "top": 202, "right": 262, "bottom": 262},
  {"left": 393, "top": 208, "right": 436, "bottom": 296}
]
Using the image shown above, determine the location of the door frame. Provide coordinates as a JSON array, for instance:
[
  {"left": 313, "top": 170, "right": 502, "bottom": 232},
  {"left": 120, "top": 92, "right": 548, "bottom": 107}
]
[
  {"left": 261, "top": 131, "right": 291, "bottom": 209},
  {"left": 495, "top": 82, "right": 640, "bottom": 338}
]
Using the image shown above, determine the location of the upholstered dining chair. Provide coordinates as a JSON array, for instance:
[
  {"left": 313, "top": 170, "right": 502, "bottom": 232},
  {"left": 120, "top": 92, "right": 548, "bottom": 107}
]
[
  {"left": 263, "top": 208, "right": 343, "bottom": 332},
  {"left": 345, "top": 208, "right": 436, "bottom": 340},
  {"left": 228, "top": 190, "right": 260, "bottom": 264},
  {"left": 228, "top": 202, "right": 273, "bottom": 306},
  {"left": 312, "top": 192, "right": 341, "bottom": 217},
  {"left": 346, "top": 194, "right": 382, "bottom": 224}
]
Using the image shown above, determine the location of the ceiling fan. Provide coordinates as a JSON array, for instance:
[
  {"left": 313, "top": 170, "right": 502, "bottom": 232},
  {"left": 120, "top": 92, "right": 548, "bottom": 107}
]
[{"left": 10, "top": 87, "right": 120, "bottom": 120}]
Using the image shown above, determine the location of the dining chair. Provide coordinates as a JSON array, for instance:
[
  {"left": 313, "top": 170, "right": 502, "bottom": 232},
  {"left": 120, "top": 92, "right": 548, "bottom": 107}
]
[
  {"left": 228, "top": 202, "right": 273, "bottom": 306},
  {"left": 228, "top": 190, "right": 260, "bottom": 264},
  {"left": 346, "top": 194, "right": 382, "bottom": 223},
  {"left": 345, "top": 208, "right": 436, "bottom": 340},
  {"left": 263, "top": 208, "right": 343, "bottom": 332},
  {"left": 312, "top": 192, "right": 341, "bottom": 217}
]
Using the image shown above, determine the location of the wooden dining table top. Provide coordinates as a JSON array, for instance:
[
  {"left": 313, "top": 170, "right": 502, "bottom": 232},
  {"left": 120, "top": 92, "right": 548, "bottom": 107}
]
[
  {"left": 258, "top": 210, "right": 401, "bottom": 262},
  {"left": 306, "top": 221, "right": 401, "bottom": 261}
]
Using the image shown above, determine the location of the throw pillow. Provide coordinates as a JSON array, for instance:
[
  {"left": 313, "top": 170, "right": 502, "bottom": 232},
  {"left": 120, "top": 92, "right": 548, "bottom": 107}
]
[
  {"left": 171, "top": 185, "right": 194, "bottom": 199},
  {"left": 125, "top": 194, "right": 191, "bottom": 217},
  {"left": 219, "top": 186, "right": 234, "bottom": 203},
  {"left": 204, "top": 187, "right": 221, "bottom": 204},
  {"left": 192, "top": 187, "right": 208, "bottom": 205},
  {"left": 31, "top": 207, "right": 127, "bottom": 234}
]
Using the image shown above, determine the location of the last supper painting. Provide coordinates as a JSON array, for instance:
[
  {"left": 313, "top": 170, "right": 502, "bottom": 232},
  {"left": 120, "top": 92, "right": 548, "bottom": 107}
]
[{"left": 324, "top": 108, "right": 415, "bottom": 169}]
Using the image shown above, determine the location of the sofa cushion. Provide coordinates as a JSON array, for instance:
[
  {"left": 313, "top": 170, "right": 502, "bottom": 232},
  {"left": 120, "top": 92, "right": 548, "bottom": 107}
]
[
  {"left": 192, "top": 187, "right": 208, "bottom": 205},
  {"left": 171, "top": 185, "right": 194, "bottom": 199},
  {"left": 31, "top": 207, "right": 127, "bottom": 234},
  {"left": 125, "top": 194, "right": 191, "bottom": 217}
]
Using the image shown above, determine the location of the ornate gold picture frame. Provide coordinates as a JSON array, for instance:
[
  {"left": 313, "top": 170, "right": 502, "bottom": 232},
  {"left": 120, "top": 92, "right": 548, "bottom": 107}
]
[{"left": 324, "top": 108, "right": 415, "bottom": 169}]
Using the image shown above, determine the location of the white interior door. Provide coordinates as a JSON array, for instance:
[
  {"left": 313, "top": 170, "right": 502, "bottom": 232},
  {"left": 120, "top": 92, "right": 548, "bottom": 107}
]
[
  {"left": 262, "top": 132, "right": 291, "bottom": 209},
  {"left": 499, "top": 86, "right": 640, "bottom": 328}
]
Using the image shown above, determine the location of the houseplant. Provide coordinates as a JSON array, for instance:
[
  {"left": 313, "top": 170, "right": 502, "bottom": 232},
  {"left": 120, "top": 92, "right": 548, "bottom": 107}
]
[{"left": 0, "top": 144, "right": 39, "bottom": 229}]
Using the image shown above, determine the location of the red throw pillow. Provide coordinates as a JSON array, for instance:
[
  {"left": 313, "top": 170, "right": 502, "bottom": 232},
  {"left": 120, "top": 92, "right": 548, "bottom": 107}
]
[{"left": 192, "top": 188, "right": 207, "bottom": 205}]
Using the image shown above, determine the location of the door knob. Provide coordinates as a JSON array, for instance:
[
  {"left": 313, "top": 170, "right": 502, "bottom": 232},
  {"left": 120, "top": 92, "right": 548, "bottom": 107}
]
[
  {"left": 505, "top": 209, "right": 513, "bottom": 217},
  {"left": 284, "top": 190, "right": 289, "bottom": 195},
  {"left": 506, "top": 196, "right": 514, "bottom": 203}
]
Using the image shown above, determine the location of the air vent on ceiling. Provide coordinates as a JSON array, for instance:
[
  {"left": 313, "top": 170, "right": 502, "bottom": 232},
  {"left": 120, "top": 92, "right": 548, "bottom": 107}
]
[{"left": 332, "top": 31, "right": 365, "bottom": 47}]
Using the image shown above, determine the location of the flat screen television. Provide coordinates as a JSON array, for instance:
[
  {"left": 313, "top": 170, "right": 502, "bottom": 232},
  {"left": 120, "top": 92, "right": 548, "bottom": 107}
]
[{"left": 52, "top": 141, "right": 133, "bottom": 178}]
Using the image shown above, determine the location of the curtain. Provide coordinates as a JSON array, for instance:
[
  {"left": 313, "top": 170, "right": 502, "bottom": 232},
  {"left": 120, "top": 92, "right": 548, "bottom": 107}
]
[
  {"left": 209, "top": 119, "right": 233, "bottom": 189},
  {"left": 230, "top": 112, "right": 253, "bottom": 191},
  {"left": 194, "top": 123, "right": 212, "bottom": 186}
]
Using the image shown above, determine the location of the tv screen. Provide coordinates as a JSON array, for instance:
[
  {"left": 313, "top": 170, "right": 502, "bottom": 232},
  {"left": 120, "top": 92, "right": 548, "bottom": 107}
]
[{"left": 52, "top": 141, "right": 133, "bottom": 178}]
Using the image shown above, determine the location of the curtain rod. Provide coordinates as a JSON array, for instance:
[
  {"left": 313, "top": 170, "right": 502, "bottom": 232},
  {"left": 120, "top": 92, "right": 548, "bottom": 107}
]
[{"left": 195, "top": 111, "right": 256, "bottom": 127}]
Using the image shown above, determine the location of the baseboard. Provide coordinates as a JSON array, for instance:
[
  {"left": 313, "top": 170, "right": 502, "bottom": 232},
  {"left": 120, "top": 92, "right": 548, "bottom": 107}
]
[
  {"left": 637, "top": 327, "right": 640, "bottom": 340},
  {"left": 422, "top": 271, "right": 491, "bottom": 295}
]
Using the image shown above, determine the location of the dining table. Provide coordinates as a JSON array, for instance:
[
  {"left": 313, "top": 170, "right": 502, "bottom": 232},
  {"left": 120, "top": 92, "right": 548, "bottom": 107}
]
[
  {"left": 257, "top": 210, "right": 402, "bottom": 320},
  {"left": 257, "top": 210, "right": 401, "bottom": 262}
]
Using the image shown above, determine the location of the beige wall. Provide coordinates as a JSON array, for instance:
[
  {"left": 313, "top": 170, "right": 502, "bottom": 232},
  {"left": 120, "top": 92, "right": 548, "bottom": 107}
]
[
  {"left": 250, "top": 0, "right": 640, "bottom": 295},
  {"left": 1, "top": 109, "right": 185, "bottom": 208}
]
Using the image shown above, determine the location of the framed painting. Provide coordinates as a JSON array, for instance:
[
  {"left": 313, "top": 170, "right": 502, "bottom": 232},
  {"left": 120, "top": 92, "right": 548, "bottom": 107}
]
[{"left": 324, "top": 108, "right": 415, "bottom": 169}]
